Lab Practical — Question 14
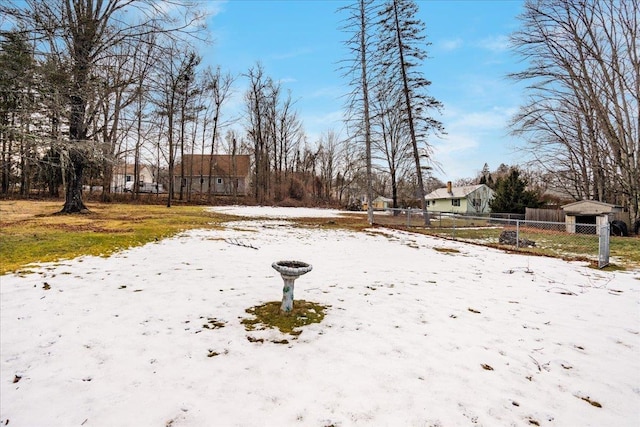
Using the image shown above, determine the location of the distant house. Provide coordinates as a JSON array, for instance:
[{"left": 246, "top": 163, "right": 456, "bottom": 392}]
[
  {"left": 362, "top": 196, "right": 393, "bottom": 211},
  {"left": 562, "top": 200, "right": 624, "bottom": 234},
  {"left": 425, "top": 182, "right": 494, "bottom": 214},
  {"left": 111, "top": 163, "right": 154, "bottom": 193},
  {"left": 174, "top": 154, "right": 251, "bottom": 196}
]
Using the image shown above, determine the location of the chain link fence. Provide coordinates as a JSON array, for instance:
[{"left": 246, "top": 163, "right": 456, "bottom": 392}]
[{"left": 370, "top": 209, "right": 611, "bottom": 268}]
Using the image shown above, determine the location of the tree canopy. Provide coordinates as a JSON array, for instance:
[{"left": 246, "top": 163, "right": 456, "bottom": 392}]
[{"left": 489, "top": 168, "right": 541, "bottom": 214}]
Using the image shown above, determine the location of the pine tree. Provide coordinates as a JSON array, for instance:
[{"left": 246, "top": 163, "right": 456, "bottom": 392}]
[
  {"left": 489, "top": 168, "right": 541, "bottom": 214},
  {"left": 377, "top": 0, "right": 443, "bottom": 224}
]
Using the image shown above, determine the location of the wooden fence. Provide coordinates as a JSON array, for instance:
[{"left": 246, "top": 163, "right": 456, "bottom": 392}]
[
  {"left": 525, "top": 208, "right": 564, "bottom": 222},
  {"left": 526, "top": 207, "right": 631, "bottom": 229}
]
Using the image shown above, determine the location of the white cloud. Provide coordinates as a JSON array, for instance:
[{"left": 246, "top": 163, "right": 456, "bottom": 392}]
[
  {"left": 476, "top": 35, "right": 510, "bottom": 52},
  {"left": 429, "top": 104, "right": 522, "bottom": 180},
  {"left": 447, "top": 108, "right": 514, "bottom": 131},
  {"left": 430, "top": 132, "right": 480, "bottom": 180},
  {"left": 278, "top": 77, "right": 298, "bottom": 84},
  {"left": 309, "top": 85, "right": 344, "bottom": 100},
  {"left": 439, "top": 38, "right": 463, "bottom": 51},
  {"left": 271, "top": 47, "right": 313, "bottom": 60},
  {"left": 302, "top": 110, "right": 345, "bottom": 137}
]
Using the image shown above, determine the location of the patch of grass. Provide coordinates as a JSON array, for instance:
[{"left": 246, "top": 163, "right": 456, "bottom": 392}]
[
  {"left": 410, "top": 226, "right": 639, "bottom": 270},
  {"left": 293, "top": 214, "right": 371, "bottom": 232},
  {"left": 0, "top": 200, "right": 234, "bottom": 275},
  {"left": 578, "top": 395, "right": 602, "bottom": 408},
  {"left": 590, "top": 262, "right": 626, "bottom": 271},
  {"left": 434, "top": 247, "right": 460, "bottom": 253},
  {"left": 241, "top": 300, "right": 328, "bottom": 335},
  {"left": 202, "top": 317, "right": 226, "bottom": 329}
]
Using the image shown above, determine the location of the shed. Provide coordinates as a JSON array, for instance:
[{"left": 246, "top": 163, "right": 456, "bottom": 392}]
[
  {"left": 561, "top": 200, "right": 623, "bottom": 234},
  {"left": 362, "top": 196, "right": 393, "bottom": 211}
]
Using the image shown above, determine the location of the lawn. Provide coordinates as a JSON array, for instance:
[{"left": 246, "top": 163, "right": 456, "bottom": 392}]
[
  {"left": 1, "top": 205, "right": 638, "bottom": 426},
  {"left": 0, "top": 200, "right": 234, "bottom": 275}
]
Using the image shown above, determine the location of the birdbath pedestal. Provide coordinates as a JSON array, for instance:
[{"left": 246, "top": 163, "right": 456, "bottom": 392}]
[{"left": 272, "top": 260, "right": 312, "bottom": 315}]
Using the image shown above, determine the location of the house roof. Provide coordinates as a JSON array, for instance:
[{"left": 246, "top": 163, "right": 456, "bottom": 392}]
[
  {"left": 176, "top": 155, "right": 250, "bottom": 178},
  {"left": 562, "top": 200, "right": 623, "bottom": 215},
  {"left": 425, "top": 184, "right": 491, "bottom": 200},
  {"left": 113, "top": 163, "right": 151, "bottom": 175}
]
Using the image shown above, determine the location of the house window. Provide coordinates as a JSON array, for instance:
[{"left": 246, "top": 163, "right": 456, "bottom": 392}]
[
  {"left": 125, "top": 175, "right": 132, "bottom": 182},
  {"left": 472, "top": 198, "right": 481, "bottom": 207},
  {"left": 452, "top": 199, "right": 460, "bottom": 207},
  {"left": 217, "top": 178, "right": 223, "bottom": 184}
]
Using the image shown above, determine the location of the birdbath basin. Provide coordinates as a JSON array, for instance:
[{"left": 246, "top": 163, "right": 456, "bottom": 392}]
[{"left": 272, "top": 260, "right": 312, "bottom": 314}]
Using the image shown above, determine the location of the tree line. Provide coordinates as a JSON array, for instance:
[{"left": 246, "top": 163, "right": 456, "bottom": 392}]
[
  {"left": 0, "top": 0, "right": 433, "bottom": 212},
  {"left": 1, "top": 0, "right": 636, "bottom": 224},
  {"left": 509, "top": 0, "right": 639, "bottom": 224}
]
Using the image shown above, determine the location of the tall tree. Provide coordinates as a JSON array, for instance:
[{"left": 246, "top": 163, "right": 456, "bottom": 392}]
[
  {"left": 378, "top": 0, "right": 443, "bottom": 224},
  {"left": 371, "top": 74, "right": 413, "bottom": 209},
  {"left": 510, "top": 0, "right": 639, "bottom": 224},
  {"left": 1, "top": 0, "right": 205, "bottom": 212},
  {"left": 274, "top": 90, "right": 303, "bottom": 201},
  {"left": 244, "top": 63, "right": 270, "bottom": 203},
  {"left": 152, "top": 46, "right": 199, "bottom": 207},
  {"left": 204, "top": 66, "right": 236, "bottom": 203},
  {"left": 339, "top": 0, "right": 377, "bottom": 224},
  {"left": 0, "top": 31, "right": 36, "bottom": 195}
]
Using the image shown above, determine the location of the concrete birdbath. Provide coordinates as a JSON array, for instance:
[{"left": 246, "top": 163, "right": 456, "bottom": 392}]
[{"left": 272, "top": 260, "right": 313, "bottom": 315}]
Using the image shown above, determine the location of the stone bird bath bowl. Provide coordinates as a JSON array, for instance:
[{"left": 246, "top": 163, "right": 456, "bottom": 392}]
[{"left": 272, "top": 260, "right": 313, "bottom": 314}]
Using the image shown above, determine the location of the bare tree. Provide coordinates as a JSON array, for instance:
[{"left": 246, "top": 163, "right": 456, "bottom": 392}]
[
  {"left": 274, "top": 90, "right": 303, "bottom": 201},
  {"left": 204, "top": 66, "right": 236, "bottom": 202},
  {"left": 151, "top": 45, "right": 200, "bottom": 207},
  {"left": 0, "top": 31, "right": 37, "bottom": 195},
  {"left": 244, "top": 63, "right": 298, "bottom": 204},
  {"left": 339, "top": 0, "right": 378, "bottom": 224},
  {"left": 371, "top": 74, "right": 413, "bottom": 209},
  {"left": 245, "top": 63, "right": 267, "bottom": 203},
  {"left": 316, "top": 129, "right": 341, "bottom": 200},
  {"left": 510, "top": 0, "right": 639, "bottom": 223},
  {"left": 1, "top": 0, "right": 206, "bottom": 212}
]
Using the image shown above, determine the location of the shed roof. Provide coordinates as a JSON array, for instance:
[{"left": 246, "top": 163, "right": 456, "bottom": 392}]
[{"left": 562, "top": 200, "right": 623, "bottom": 215}]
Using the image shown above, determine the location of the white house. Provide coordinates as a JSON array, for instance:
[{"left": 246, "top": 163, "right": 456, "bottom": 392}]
[
  {"left": 111, "top": 164, "right": 154, "bottom": 193},
  {"left": 425, "top": 182, "right": 495, "bottom": 214}
]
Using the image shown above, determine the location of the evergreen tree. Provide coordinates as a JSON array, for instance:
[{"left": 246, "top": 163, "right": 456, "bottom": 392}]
[
  {"left": 377, "top": 0, "right": 443, "bottom": 224},
  {"left": 489, "top": 168, "right": 541, "bottom": 214}
]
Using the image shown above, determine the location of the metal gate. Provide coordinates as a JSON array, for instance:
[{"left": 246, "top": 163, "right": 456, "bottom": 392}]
[{"left": 598, "top": 223, "right": 610, "bottom": 268}]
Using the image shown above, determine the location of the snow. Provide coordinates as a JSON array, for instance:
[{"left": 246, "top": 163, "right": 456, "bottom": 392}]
[{"left": 1, "top": 206, "right": 639, "bottom": 426}]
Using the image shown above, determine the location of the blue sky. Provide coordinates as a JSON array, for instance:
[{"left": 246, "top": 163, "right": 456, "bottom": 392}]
[{"left": 205, "top": 0, "right": 529, "bottom": 181}]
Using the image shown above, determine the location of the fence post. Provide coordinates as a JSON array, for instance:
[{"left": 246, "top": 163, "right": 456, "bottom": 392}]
[
  {"left": 599, "top": 223, "right": 610, "bottom": 268},
  {"left": 452, "top": 215, "right": 456, "bottom": 239},
  {"left": 516, "top": 220, "right": 520, "bottom": 249}
]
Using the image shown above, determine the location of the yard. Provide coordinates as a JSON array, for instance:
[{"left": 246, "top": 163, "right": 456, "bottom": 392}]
[{"left": 1, "top": 204, "right": 639, "bottom": 426}]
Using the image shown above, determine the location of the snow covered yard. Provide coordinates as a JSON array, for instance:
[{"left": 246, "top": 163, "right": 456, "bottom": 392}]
[{"left": 1, "top": 206, "right": 639, "bottom": 426}]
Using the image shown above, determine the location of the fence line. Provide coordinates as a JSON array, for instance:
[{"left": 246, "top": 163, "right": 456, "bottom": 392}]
[
  {"left": 372, "top": 209, "right": 611, "bottom": 268},
  {"left": 525, "top": 207, "right": 564, "bottom": 222}
]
